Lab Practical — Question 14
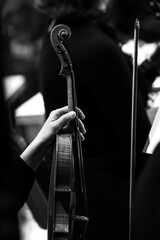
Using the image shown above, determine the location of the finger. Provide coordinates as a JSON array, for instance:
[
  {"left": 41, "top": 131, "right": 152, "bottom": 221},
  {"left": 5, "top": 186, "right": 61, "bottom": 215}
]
[
  {"left": 76, "top": 107, "right": 85, "bottom": 120},
  {"left": 79, "top": 132, "right": 85, "bottom": 141},
  {"left": 77, "top": 118, "right": 86, "bottom": 134},
  {"left": 55, "top": 111, "right": 76, "bottom": 128},
  {"left": 51, "top": 106, "right": 85, "bottom": 121},
  {"left": 50, "top": 106, "right": 69, "bottom": 120}
]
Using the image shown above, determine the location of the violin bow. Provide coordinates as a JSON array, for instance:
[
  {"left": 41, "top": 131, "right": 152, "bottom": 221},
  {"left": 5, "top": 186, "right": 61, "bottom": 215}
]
[{"left": 129, "top": 18, "right": 140, "bottom": 240}]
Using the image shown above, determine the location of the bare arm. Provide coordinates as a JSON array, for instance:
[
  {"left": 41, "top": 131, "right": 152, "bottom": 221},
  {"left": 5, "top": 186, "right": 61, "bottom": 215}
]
[{"left": 20, "top": 106, "right": 86, "bottom": 171}]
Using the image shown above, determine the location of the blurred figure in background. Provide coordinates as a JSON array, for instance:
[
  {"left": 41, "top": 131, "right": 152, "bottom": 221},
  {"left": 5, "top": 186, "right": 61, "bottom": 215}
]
[
  {"left": 132, "top": 141, "right": 160, "bottom": 240},
  {"left": 96, "top": 1, "right": 160, "bottom": 239},
  {"left": 2, "top": 0, "right": 46, "bottom": 125},
  {"left": 100, "top": 0, "right": 160, "bottom": 109},
  {"left": 0, "top": 3, "right": 20, "bottom": 238}
]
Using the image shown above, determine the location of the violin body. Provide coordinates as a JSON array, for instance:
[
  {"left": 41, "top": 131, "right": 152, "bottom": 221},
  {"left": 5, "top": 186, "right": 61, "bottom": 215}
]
[
  {"left": 48, "top": 133, "right": 74, "bottom": 240},
  {"left": 47, "top": 24, "right": 88, "bottom": 240}
]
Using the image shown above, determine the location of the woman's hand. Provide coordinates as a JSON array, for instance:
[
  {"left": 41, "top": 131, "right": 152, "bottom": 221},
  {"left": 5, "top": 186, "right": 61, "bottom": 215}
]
[
  {"left": 36, "top": 106, "right": 86, "bottom": 146},
  {"left": 20, "top": 106, "right": 86, "bottom": 171}
]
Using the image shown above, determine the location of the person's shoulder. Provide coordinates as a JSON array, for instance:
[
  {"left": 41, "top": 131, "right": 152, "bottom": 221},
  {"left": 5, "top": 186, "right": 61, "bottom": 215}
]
[{"left": 76, "top": 21, "right": 120, "bottom": 53}]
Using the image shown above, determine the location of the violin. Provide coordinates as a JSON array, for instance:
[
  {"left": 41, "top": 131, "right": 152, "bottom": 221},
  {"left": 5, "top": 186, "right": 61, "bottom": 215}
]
[{"left": 47, "top": 24, "right": 89, "bottom": 240}]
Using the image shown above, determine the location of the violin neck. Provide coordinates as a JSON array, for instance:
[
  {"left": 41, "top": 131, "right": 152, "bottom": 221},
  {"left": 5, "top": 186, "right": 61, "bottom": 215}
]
[{"left": 67, "top": 73, "right": 77, "bottom": 112}]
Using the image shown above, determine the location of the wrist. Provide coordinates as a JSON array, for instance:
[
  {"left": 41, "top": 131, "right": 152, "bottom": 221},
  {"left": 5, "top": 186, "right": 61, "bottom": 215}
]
[{"left": 20, "top": 138, "right": 47, "bottom": 171}]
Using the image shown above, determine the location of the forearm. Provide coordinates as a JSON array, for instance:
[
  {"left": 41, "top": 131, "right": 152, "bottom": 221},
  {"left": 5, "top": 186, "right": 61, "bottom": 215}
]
[
  {"left": 20, "top": 108, "right": 78, "bottom": 171},
  {"left": 20, "top": 138, "right": 48, "bottom": 171}
]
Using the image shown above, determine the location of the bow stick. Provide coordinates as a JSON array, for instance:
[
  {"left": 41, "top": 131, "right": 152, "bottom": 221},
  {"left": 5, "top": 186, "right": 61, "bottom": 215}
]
[{"left": 129, "top": 18, "right": 140, "bottom": 240}]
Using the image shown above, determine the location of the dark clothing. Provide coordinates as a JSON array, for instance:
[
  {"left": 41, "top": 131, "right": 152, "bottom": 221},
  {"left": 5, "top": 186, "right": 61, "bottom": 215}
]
[
  {"left": 133, "top": 142, "right": 160, "bottom": 240},
  {"left": 37, "top": 16, "right": 151, "bottom": 239},
  {"left": 0, "top": 6, "right": 35, "bottom": 239},
  {"left": 12, "top": 157, "right": 35, "bottom": 212},
  {"left": 9, "top": 130, "right": 36, "bottom": 212}
]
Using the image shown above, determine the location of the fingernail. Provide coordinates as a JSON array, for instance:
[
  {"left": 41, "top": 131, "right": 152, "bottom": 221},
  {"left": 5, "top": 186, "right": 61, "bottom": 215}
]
[
  {"left": 82, "top": 113, "right": 85, "bottom": 119},
  {"left": 81, "top": 135, "right": 85, "bottom": 141},
  {"left": 69, "top": 111, "right": 76, "bottom": 119}
]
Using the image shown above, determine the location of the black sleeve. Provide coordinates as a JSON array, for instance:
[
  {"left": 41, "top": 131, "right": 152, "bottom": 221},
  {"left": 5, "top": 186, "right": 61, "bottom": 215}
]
[{"left": 12, "top": 157, "right": 36, "bottom": 212}]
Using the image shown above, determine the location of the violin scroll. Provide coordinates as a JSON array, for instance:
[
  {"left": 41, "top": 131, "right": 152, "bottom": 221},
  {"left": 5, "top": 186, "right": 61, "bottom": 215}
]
[
  {"left": 50, "top": 24, "right": 76, "bottom": 112},
  {"left": 58, "top": 27, "right": 71, "bottom": 41},
  {"left": 50, "top": 24, "right": 72, "bottom": 78}
]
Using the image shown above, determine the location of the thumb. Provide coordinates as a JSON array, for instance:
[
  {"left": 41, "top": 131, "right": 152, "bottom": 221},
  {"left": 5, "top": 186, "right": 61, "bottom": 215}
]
[
  {"left": 56, "top": 111, "right": 76, "bottom": 128},
  {"left": 68, "top": 111, "right": 76, "bottom": 119}
]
